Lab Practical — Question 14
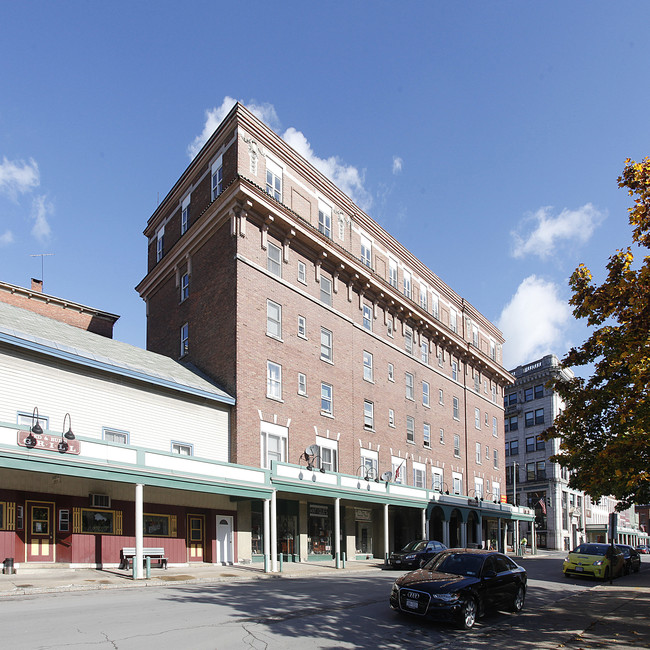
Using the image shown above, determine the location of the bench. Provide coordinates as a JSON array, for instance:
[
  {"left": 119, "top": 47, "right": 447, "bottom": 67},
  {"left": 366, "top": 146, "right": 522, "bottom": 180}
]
[{"left": 120, "top": 547, "right": 168, "bottom": 570}]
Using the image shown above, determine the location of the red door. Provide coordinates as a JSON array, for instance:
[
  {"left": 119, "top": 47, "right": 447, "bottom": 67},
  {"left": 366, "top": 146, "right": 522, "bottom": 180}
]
[{"left": 27, "top": 501, "right": 55, "bottom": 562}]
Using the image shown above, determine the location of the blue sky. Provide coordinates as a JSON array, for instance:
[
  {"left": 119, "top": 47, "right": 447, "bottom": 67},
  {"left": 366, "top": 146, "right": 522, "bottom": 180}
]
[{"left": 1, "top": 1, "right": 648, "bottom": 371}]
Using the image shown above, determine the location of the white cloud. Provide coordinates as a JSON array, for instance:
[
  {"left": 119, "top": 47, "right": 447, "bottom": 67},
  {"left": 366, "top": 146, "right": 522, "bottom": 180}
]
[
  {"left": 31, "top": 195, "right": 53, "bottom": 242},
  {"left": 0, "top": 157, "right": 40, "bottom": 200},
  {"left": 497, "top": 275, "right": 571, "bottom": 368},
  {"left": 0, "top": 230, "right": 14, "bottom": 245},
  {"left": 392, "top": 156, "right": 403, "bottom": 175},
  {"left": 511, "top": 203, "right": 605, "bottom": 259},
  {"left": 283, "top": 127, "right": 372, "bottom": 211},
  {"left": 187, "top": 97, "right": 280, "bottom": 159}
]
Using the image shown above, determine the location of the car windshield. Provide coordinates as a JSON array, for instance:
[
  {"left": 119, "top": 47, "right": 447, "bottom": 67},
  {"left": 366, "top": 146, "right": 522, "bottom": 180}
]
[
  {"left": 571, "top": 544, "right": 610, "bottom": 556},
  {"left": 400, "top": 540, "right": 427, "bottom": 552},
  {"left": 428, "top": 552, "right": 485, "bottom": 577}
]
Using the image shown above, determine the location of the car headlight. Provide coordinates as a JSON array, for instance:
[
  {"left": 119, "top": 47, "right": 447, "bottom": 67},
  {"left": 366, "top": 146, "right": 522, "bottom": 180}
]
[
  {"left": 405, "top": 554, "right": 416, "bottom": 560},
  {"left": 432, "top": 592, "right": 460, "bottom": 602},
  {"left": 564, "top": 556, "right": 570, "bottom": 562},
  {"left": 391, "top": 583, "right": 399, "bottom": 596},
  {"left": 593, "top": 560, "right": 603, "bottom": 566}
]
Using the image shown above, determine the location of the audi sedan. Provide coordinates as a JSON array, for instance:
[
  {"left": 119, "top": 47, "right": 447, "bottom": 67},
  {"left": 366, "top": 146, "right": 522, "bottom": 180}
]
[
  {"left": 389, "top": 549, "right": 527, "bottom": 629},
  {"left": 389, "top": 539, "right": 447, "bottom": 570}
]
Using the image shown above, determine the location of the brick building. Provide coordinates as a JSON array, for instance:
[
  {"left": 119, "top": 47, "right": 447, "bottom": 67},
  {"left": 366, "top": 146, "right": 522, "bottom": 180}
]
[{"left": 136, "top": 103, "right": 531, "bottom": 562}]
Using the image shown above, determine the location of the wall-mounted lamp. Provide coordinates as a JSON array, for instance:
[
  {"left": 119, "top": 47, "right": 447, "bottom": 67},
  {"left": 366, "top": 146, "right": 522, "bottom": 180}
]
[
  {"left": 57, "top": 413, "right": 75, "bottom": 453},
  {"left": 25, "top": 407, "right": 41, "bottom": 448},
  {"left": 301, "top": 445, "right": 325, "bottom": 473}
]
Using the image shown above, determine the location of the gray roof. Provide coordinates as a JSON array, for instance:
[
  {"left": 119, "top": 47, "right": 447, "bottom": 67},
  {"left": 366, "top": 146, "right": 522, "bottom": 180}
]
[{"left": 0, "top": 301, "right": 234, "bottom": 405}]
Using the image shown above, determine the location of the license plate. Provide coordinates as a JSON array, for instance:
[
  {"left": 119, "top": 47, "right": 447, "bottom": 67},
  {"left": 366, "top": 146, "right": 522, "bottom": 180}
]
[
  {"left": 575, "top": 566, "right": 583, "bottom": 572},
  {"left": 395, "top": 560, "right": 401, "bottom": 564},
  {"left": 406, "top": 599, "right": 419, "bottom": 609}
]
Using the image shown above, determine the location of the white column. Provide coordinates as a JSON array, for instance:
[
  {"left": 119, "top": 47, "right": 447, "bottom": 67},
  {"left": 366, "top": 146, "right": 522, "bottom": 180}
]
[
  {"left": 334, "top": 497, "right": 341, "bottom": 568},
  {"left": 263, "top": 499, "right": 271, "bottom": 573},
  {"left": 476, "top": 516, "right": 483, "bottom": 548},
  {"left": 135, "top": 483, "right": 144, "bottom": 580},
  {"left": 460, "top": 521, "right": 467, "bottom": 548},
  {"left": 422, "top": 508, "right": 428, "bottom": 539},
  {"left": 498, "top": 517, "right": 503, "bottom": 553},
  {"left": 271, "top": 491, "right": 278, "bottom": 572},
  {"left": 442, "top": 520, "right": 450, "bottom": 547},
  {"left": 383, "top": 504, "right": 389, "bottom": 565}
]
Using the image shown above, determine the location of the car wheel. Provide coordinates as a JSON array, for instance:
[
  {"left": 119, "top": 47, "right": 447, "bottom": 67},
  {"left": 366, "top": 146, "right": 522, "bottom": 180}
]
[
  {"left": 458, "top": 597, "right": 477, "bottom": 629},
  {"left": 512, "top": 585, "right": 525, "bottom": 612}
]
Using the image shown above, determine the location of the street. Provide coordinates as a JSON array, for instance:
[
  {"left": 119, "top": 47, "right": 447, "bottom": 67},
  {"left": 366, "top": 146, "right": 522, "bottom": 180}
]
[{"left": 0, "top": 555, "right": 647, "bottom": 649}]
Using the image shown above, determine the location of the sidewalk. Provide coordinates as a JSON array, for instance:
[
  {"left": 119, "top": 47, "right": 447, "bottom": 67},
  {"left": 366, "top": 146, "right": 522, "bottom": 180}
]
[{"left": 1, "top": 556, "right": 649, "bottom": 648}]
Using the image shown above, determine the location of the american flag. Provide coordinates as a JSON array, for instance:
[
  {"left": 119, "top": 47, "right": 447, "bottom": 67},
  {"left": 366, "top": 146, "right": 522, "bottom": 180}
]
[{"left": 538, "top": 497, "right": 547, "bottom": 514}]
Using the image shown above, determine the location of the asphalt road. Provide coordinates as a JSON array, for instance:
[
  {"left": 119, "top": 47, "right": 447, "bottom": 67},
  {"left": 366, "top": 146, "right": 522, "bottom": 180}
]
[{"left": 0, "top": 555, "right": 639, "bottom": 649}]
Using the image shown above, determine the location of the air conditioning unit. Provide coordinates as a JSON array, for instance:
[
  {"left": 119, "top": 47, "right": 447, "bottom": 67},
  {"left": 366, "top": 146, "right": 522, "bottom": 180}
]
[{"left": 90, "top": 494, "right": 111, "bottom": 508}]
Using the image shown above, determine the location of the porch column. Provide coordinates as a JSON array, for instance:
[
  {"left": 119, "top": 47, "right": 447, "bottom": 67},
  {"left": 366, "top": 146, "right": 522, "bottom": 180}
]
[
  {"left": 460, "top": 521, "right": 467, "bottom": 548},
  {"left": 263, "top": 498, "right": 271, "bottom": 573},
  {"left": 476, "top": 515, "right": 483, "bottom": 548},
  {"left": 514, "top": 517, "right": 520, "bottom": 555},
  {"left": 422, "top": 508, "right": 427, "bottom": 539},
  {"left": 532, "top": 520, "right": 537, "bottom": 555},
  {"left": 271, "top": 490, "right": 278, "bottom": 572},
  {"left": 442, "top": 519, "right": 450, "bottom": 547},
  {"left": 134, "top": 483, "right": 144, "bottom": 579},
  {"left": 383, "top": 504, "right": 389, "bottom": 565},
  {"left": 334, "top": 497, "right": 341, "bottom": 568}
]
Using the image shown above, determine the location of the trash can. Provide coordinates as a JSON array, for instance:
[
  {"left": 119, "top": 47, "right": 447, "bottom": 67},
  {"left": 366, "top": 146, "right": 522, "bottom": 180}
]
[{"left": 3, "top": 558, "right": 15, "bottom": 575}]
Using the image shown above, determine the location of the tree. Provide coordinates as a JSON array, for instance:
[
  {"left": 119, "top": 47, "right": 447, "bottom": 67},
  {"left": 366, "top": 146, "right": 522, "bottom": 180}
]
[{"left": 544, "top": 157, "right": 650, "bottom": 510}]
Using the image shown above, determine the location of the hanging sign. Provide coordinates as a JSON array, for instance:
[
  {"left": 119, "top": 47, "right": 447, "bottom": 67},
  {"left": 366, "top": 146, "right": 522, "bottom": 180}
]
[{"left": 17, "top": 430, "right": 80, "bottom": 455}]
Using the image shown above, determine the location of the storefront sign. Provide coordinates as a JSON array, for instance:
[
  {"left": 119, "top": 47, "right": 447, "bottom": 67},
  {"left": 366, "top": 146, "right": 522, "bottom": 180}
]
[
  {"left": 355, "top": 508, "right": 372, "bottom": 521},
  {"left": 17, "top": 430, "right": 80, "bottom": 455},
  {"left": 501, "top": 494, "right": 507, "bottom": 503},
  {"left": 309, "top": 504, "right": 329, "bottom": 518}
]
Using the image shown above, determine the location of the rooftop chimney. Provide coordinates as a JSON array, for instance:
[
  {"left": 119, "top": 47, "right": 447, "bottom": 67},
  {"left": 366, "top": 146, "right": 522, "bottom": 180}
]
[{"left": 31, "top": 278, "right": 43, "bottom": 293}]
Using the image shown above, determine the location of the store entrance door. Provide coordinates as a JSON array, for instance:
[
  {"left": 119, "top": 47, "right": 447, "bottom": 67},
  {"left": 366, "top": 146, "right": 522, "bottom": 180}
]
[
  {"left": 27, "top": 501, "right": 55, "bottom": 562},
  {"left": 187, "top": 515, "right": 205, "bottom": 562},
  {"left": 356, "top": 521, "right": 373, "bottom": 555}
]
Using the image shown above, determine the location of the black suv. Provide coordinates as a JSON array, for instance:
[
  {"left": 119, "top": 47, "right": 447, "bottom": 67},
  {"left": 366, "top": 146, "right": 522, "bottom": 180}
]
[{"left": 389, "top": 539, "right": 447, "bottom": 569}]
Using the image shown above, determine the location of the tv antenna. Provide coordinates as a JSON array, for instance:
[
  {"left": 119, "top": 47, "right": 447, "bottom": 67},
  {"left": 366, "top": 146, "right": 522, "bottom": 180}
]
[{"left": 29, "top": 253, "right": 54, "bottom": 285}]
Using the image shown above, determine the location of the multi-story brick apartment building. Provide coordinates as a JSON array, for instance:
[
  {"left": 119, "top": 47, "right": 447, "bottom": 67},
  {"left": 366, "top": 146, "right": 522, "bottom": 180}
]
[{"left": 137, "top": 102, "right": 531, "bottom": 562}]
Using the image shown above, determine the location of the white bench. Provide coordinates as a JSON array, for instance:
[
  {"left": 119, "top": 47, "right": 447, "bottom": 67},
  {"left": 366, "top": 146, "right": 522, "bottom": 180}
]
[{"left": 120, "top": 547, "right": 168, "bottom": 569}]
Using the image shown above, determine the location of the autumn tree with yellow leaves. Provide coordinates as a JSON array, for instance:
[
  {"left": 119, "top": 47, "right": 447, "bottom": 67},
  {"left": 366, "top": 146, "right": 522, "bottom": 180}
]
[{"left": 544, "top": 157, "right": 650, "bottom": 510}]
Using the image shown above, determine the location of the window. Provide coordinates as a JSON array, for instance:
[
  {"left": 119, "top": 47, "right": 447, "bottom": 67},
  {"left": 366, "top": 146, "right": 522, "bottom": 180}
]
[
  {"left": 474, "top": 374, "right": 480, "bottom": 392},
  {"left": 431, "top": 293, "right": 439, "bottom": 319},
  {"left": 535, "top": 408, "right": 545, "bottom": 425},
  {"left": 266, "top": 361, "right": 282, "bottom": 400},
  {"left": 392, "top": 457, "right": 405, "bottom": 484},
  {"left": 362, "top": 304, "right": 372, "bottom": 330},
  {"left": 472, "top": 324, "right": 479, "bottom": 347},
  {"left": 181, "top": 195, "right": 190, "bottom": 235},
  {"left": 490, "top": 339, "right": 496, "bottom": 360},
  {"left": 524, "top": 387, "right": 534, "bottom": 402},
  {"left": 144, "top": 513, "right": 176, "bottom": 537},
  {"left": 17, "top": 411, "right": 48, "bottom": 431},
  {"left": 315, "top": 436, "right": 338, "bottom": 472},
  {"left": 419, "top": 284, "right": 427, "bottom": 310},
  {"left": 526, "top": 462, "right": 535, "bottom": 481},
  {"left": 361, "top": 450, "right": 378, "bottom": 477},
  {"left": 180, "top": 323, "right": 189, "bottom": 357},
  {"left": 493, "top": 416, "right": 498, "bottom": 437},
  {"left": 422, "top": 381, "right": 430, "bottom": 407},
  {"left": 475, "top": 407, "right": 481, "bottom": 429},
  {"left": 526, "top": 436, "right": 535, "bottom": 452},
  {"left": 80, "top": 509, "right": 117, "bottom": 534},
  {"left": 534, "top": 384, "right": 544, "bottom": 399},
  {"left": 58, "top": 509, "right": 70, "bottom": 532},
  {"left": 525, "top": 411, "right": 534, "bottom": 427},
  {"left": 423, "top": 423, "right": 431, "bottom": 448},
  {"left": 492, "top": 386, "right": 497, "bottom": 403},
  {"left": 320, "top": 276, "right": 332, "bottom": 306},
  {"left": 389, "top": 259, "right": 398, "bottom": 288},
  {"left": 404, "top": 328, "right": 413, "bottom": 354},
  {"left": 320, "top": 328, "right": 333, "bottom": 362},
  {"left": 388, "top": 408, "right": 395, "bottom": 427},
  {"left": 431, "top": 468, "right": 444, "bottom": 492},
  {"left": 453, "top": 434, "right": 460, "bottom": 458},
  {"left": 493, "top": 449, "right": 499, "bottom": 468},
  {"left": 505, "top": 415, "right": 518, "bottom": 432},
  {"left": 363, "top": 351, "right": 373, "bottom": 382},
  {"left": 266, "top": 158, "right": 282, "bottom": 201},
  {"left": 452, "top": 473, "right": 462, "bottom": 495},
  {"left": 267, "top": 242, "right": 282, "bottom": 277},
  {"left": 103, "top": 428, "right": 129, "bottom": 445},
  {"left": 406, "top": 416, "right": 414, "bottom": 443},
  {"left": 211, "top": 156, "right": 223, "bottom": 200},
  {"left": 474, "top": 477, "right": 484, "bottom": 499},
  {"left": 363, "top": 401, "right": 374, "bottom": 429},
  {"left": 439, "top": 389, "right": 444, "bottom": 405},
  {"left": 261, "top": 422, "right": 287, "bottom": 468},
  {"left": 506, "top": 440, "right": 519, "bottom": 456},
  {"left": 505, "top": 393, "right": 518, "bottom": 407},
  {"left": 405, "top": 372, "right": 414, "bottom": 400},
  {"left": 180, "top": 273, "right": 189, "bottom": 302},
  {"left": 298, "top": 373, "right": 307, "bottom": 396},
  {"left": 360, "top": 235, "right": 372, "bottom": 267},
  {"left": 437, "top": 349, "right": 444, "bottom": 367},
  {"left": 156, "top": 226, "right": 164, "bottom": 262},
  {"left": 421, "top": 342, "right": 429, "bottom": 364},
  {"left": 439, "top": 428, "right": 445, "bottom": 444},
  {"left": 452, "top": 396, "right": 459, "bottom": 420},
  {"left": 403, "top": 271, "right": 412, "bottom": 299},
  {"left": 297, "top": 261, "right": 307, "bottom": 284},
  {"left": 413, "top": 463, "right": 426, "bottom": 488},
  {"left": 172, "top": 442, "right": 193, "bottom": 456},
  {"left": 476, "top": 442, "right": 482, "bottom": 463},
  {"left": 318, "top": 200, "right": 332, "bottom": 238},
  {"left": 485, "top": 412, "right": 489, "bottom": 426},
  {"left": 298, "top": 315, "right": 306, "bottom": 338},
  {"left": 536, "top": 434, "right": 546, "bottom": 451},
  {"left": 449, "top": 308, "right": 458, "bottom": 333},
  {"left": 537, "top": 460, "right": 546, "bottom": 480},
  {"left": 452, "top": 360, "right": 458, "bottom": 381},
  {"left": 266, "top": 300, "right": 282, "bottom": 339},
  {"left": 387, "top": 319, "right": 394, "bottom": 337},
  {"left": 388, "top": 363, "right": 394, "bottom": 382},
  {"left": 321, "top": 383, "right": 333, "bottom": 415}
]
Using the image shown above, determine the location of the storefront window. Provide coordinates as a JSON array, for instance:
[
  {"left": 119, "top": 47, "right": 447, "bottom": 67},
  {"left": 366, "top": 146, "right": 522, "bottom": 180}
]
[
  {"left": 278, "top": 513, "right": 297, "bottom": 557},
  {"left": 355, "top": 508, "right": 373, "bottom": 555},
  {"left": 81, "top": 509, "right": 115, "bottom": 534},
  {"left": 308, "top": 503, "right": 333, "bottom": 555},
  {"left": 144, "top": 513, "right": 176, "bottom": 537}
]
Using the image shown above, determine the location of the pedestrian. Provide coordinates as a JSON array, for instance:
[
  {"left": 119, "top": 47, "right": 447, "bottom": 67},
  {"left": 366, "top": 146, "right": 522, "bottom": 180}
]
[{"left": 520, "top": 537, "right": 528, "bottom": 554}]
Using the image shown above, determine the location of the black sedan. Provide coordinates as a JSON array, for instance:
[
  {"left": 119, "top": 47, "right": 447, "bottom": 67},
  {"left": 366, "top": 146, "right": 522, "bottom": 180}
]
[
  {"left": 389, "top": 539, "right": 447, "bottom": 570},
  {"left": 390, "top": 549, "right": 527, "bottom": 629},
  {"left": 616, "top": 544, "right": 642, "bottom": 574}
]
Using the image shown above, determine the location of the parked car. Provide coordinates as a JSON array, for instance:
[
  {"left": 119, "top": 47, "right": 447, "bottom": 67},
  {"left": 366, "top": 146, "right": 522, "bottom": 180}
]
[
  {"left": 389, "top": 549, "right": 527, "bottom": 629},
  {"left": 389, "top": 539, "right": 447, "bottom": 570},
  {"left": 616, "top": 544, "right": 641, "bottom": 574},
  {"left": 563, "top": 543, "right": 625, "bottom": 580},
  {"left": 635, "top": 545, "right": 649, "bottom": 555}
]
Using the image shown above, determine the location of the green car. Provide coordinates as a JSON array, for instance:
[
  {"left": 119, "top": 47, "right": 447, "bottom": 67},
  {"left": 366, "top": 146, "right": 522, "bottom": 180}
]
[{"left": 563, "top": 543, "right": 625, "bottom": 580}]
